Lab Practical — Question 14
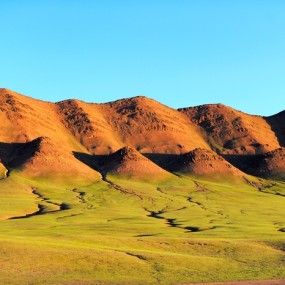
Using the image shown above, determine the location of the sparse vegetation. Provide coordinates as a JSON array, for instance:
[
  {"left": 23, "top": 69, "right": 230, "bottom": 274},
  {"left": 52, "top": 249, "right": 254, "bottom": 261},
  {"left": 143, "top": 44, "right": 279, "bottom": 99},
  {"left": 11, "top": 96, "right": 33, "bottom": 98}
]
[{"left": 0, "top": 172, "right": 285, "bottom": 285}]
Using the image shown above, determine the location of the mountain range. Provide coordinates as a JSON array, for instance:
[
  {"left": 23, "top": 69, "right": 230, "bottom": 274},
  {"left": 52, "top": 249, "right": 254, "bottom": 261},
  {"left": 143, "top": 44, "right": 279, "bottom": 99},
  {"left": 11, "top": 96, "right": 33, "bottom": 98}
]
[{"left": 0, "top": 88, "right": 284, "bottom": 181}]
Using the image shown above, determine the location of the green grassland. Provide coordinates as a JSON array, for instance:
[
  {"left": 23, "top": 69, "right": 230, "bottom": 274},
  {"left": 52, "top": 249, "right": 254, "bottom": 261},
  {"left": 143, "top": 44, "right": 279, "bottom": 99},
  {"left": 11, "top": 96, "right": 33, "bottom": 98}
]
[{"left": 0, "top": 172, "right": 285, "bottom": 285}]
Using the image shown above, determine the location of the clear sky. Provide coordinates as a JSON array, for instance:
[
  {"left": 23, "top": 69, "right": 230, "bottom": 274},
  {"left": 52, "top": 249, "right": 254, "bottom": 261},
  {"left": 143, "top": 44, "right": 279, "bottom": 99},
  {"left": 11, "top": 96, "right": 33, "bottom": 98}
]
[{"left": 1, "top": 1, "right": 285, "bottom": 116}]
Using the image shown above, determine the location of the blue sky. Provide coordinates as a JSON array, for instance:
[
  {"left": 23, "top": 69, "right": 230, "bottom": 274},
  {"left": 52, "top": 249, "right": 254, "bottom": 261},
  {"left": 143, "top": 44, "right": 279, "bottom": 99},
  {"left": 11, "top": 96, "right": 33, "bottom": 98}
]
[{"left": 1, "top": 1, "right": 285, "bottom": 115}]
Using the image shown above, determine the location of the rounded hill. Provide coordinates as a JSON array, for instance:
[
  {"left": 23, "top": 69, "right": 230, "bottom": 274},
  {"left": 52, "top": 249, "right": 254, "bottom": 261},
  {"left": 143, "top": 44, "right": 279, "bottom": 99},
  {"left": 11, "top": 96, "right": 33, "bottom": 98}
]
[
  {"left": 167, "top": 148, "right": 243, "bottom": 177},
  {"left": 100, "top": 146, "right": 173, "bottom": 180}
]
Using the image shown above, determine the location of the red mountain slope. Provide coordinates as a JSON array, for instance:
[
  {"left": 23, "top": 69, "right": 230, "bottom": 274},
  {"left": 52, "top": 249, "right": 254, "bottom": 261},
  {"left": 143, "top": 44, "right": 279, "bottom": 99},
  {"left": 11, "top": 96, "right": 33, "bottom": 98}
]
[
  {"left": 57, "top": 96, "right": 210, "bottom": 155},
  {"left": 8, "top": 136, "right": 100, "bottom": 180},
  {"left": 167, "top": 148, "right": 243, "bottom": 177},
  {"left": 179, "top": 104, "right": 280, "bottom": 155},
  {"left": 101, "top": 146, "right": 173, "bottom": 180},
  {"left": 1, "top": 88, "right": 284, "bottom": 181}
]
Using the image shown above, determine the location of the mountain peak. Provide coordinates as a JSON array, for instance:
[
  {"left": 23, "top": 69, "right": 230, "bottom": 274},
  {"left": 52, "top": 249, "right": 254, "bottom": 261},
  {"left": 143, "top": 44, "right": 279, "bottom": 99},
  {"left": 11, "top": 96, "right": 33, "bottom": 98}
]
[
  {"left": 168, "top": 148, "right": 243, "bottom": 177},
  {"left": 0, "top": 88, "right": 12, "bottom": 93},
  {"left": 101, "top": 146, "right": 172, "bottom": 180},
  {"left": 112, "top": 146, "right": 142, "bottom": 162}
]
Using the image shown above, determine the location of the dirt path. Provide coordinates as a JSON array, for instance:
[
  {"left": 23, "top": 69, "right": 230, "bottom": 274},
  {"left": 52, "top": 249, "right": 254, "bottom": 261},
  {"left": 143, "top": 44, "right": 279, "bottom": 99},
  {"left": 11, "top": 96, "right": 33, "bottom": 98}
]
[{"left": 181, "top": 280, "right": 285, "bottom": 285}]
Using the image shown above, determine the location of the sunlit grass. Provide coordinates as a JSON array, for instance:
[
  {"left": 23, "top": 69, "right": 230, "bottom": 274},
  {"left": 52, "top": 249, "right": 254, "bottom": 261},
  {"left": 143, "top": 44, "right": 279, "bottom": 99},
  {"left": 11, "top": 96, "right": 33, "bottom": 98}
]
[{"left": 0, "top": 172, "right": 284, "bottom": 284}]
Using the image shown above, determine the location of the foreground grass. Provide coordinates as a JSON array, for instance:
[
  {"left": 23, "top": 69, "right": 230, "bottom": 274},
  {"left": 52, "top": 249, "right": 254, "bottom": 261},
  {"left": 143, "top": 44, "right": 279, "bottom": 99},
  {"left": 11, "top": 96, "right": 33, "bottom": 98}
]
[{"left": 0, "top": 172, "right": 284, "bottom": 284}]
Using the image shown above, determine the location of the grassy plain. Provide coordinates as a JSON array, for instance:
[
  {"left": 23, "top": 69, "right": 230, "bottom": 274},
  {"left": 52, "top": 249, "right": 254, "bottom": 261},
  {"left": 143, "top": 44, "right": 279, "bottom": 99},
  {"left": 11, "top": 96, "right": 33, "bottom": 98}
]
[{"left": 0, "top": 172, "right": 285, "bottom": 285}]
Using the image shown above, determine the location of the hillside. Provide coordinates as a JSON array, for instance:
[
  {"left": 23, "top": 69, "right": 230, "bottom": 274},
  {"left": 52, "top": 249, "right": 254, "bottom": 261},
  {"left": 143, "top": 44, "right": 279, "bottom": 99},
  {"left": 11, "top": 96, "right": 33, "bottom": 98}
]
[
  {"left": 100, "top": 146, "right": 172, "bottom": 180},
  {"left": 57, "top": 96, "right": 209, "bottom": 155},
  {"left": 247, "top": 147, "right": 285, "bottom": 180},
  {"left": 0, "top": 88, "right": 284, "bottom": 181},
  {"left": 56, "top": 99, "right": 122, "bottom": 155},
  {"left": 167, "top": 148, "right": 243, "bottom": 178},
  {"left": 179, "top": 104, "right": 280, "bottom": 155},
  {"left": 265, "top": 110, "right": 285, "bottom": 147},
  {"left": 6, "top": 136, "right": 101, "bottom": 180},
  {"left": 0, "top": 88, "right": 89, "bottom": 158},
  {"left": 102, "top": 96, "right": 209, "bottom": 154}
]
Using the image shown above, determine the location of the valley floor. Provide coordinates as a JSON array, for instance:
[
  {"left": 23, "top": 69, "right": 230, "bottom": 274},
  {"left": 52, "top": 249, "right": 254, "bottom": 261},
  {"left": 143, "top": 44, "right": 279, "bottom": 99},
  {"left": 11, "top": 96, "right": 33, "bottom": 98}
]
[{"left": 0, "top": 172, "right": 285, "bottom": 285}]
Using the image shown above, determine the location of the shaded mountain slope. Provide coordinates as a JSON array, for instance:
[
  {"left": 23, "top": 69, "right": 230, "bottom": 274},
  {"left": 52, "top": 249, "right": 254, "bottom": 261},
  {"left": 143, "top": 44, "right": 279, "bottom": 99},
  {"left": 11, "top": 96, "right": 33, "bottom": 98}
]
[
  {"left": 100, "top": 146, "right": 173, "bottom": 180},
  {"left": 0, "top": 142, "right": 21, "bottom": 167},
  {"left": 265, "top": 110, "right": 285, "bottom": 147},
  {"left": 167, "top": 148, "right": 243, "bottom": 177},
  {"left": 247, "top": 147, "right": 285, "bottom": 180},
  {"left": 179, "top": 104, "right": 280, "bottom": 155}
]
